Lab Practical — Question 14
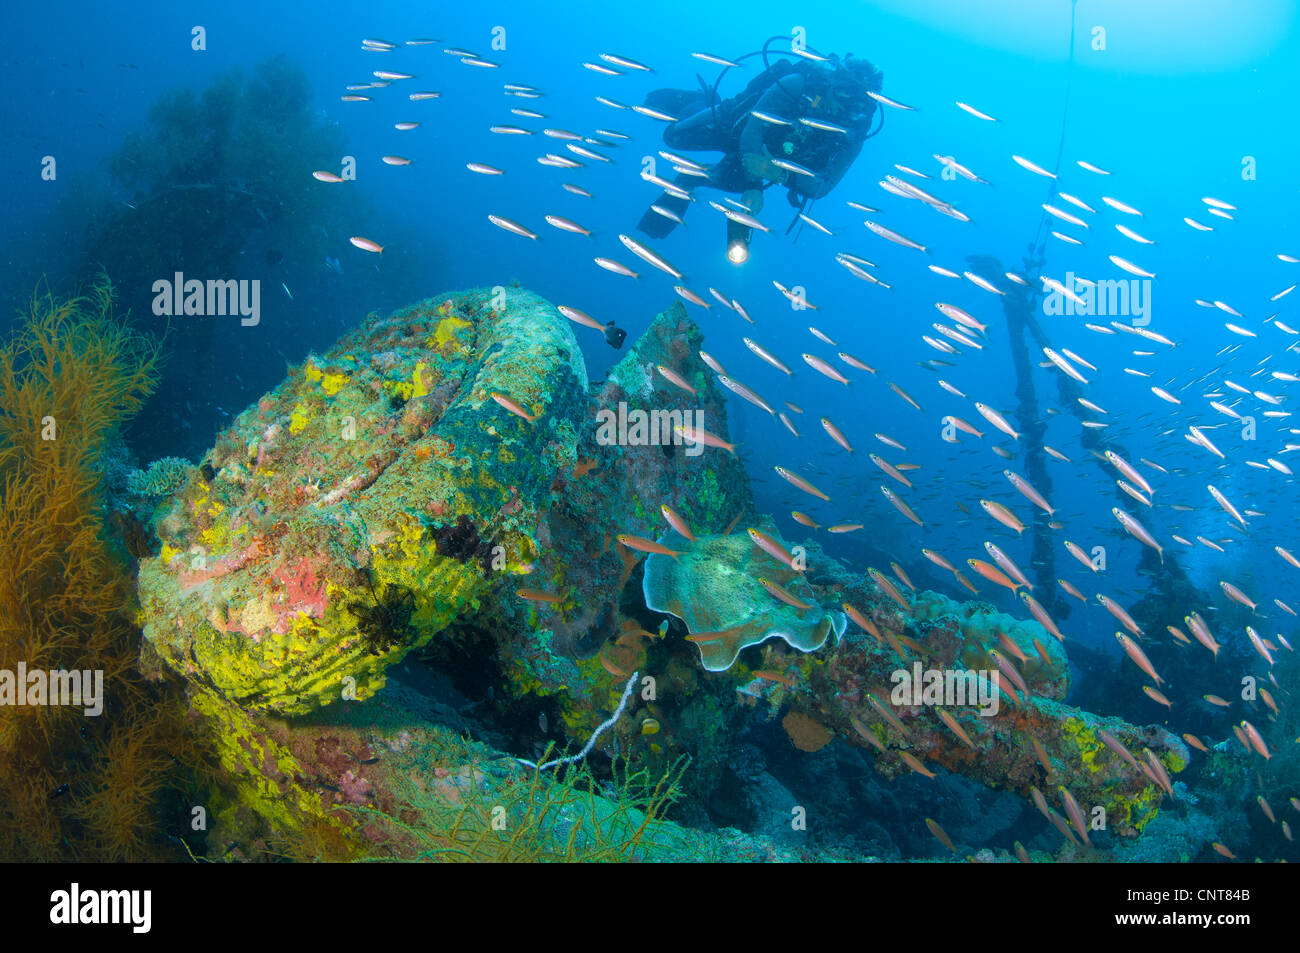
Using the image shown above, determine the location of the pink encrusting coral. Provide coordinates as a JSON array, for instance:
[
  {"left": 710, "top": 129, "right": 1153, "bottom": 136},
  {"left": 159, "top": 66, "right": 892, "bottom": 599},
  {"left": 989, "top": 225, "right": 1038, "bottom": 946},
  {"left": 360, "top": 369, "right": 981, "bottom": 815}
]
[{"left": 273, "top": 558, "right": 331, "bottom": 632}]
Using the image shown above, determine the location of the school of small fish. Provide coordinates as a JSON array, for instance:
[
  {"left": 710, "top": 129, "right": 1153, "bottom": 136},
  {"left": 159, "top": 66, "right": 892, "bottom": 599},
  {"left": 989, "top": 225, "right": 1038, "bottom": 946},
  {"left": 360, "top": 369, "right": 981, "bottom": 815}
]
[{"left": 325, "top": 32, "right": 1296, "bottom": 858}]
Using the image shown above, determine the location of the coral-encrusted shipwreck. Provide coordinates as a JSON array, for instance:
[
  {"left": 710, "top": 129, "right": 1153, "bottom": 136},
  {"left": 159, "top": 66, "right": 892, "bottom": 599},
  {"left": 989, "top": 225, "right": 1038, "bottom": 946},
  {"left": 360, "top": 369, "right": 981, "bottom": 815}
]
[{"left": 137, "top": 288, "right": 1187, "bottom": 859}]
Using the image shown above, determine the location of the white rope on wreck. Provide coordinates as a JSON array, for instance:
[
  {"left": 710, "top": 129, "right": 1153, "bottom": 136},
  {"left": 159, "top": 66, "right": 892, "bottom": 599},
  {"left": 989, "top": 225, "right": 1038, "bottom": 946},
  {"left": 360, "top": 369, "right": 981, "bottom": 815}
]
[{"left": 518, "top": 670, "right": 640, "bottom": 772}]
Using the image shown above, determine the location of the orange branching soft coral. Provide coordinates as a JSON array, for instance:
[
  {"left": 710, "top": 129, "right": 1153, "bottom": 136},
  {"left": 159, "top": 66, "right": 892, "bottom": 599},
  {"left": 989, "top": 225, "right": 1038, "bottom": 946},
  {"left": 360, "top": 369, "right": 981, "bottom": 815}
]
[{"left": 0, "top": 278, "right": 213, "bottom": 861}]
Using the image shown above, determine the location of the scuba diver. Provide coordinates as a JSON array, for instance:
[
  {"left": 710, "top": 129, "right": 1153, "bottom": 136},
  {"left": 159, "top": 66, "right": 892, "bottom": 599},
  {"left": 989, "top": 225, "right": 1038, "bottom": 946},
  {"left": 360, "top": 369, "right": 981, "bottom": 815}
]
[{"left": 636, "top": 42, "right": 884, "bottom": 256}]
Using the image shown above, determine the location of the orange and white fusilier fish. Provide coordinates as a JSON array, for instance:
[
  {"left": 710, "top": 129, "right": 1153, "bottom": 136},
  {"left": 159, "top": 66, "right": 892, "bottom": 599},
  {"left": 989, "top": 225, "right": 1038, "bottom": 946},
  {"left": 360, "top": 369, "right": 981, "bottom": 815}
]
[
  {"left": 717, "top": 375, "right": 774, "bottom": 414},
  {"left": 884, "top": 563, "right": 914, "bottom": 595},
  {"left": 1012, "top": 154, "right": 1056, "bottom": 178},
  {"left": 631, "top": 104, "right": 677, "bottom": 121},
  {"left": 1029, "top": 786, "right": 1052, "bottom": 821},
  {"left": 545, "top": 214, "right": 591, "bottom": 235},
  {"left": 968, "top": 559, "right": 1020, "bottom": 592},
  {"left": 557, "top": 305, "right": 605, "bottom": 331},
  {"left": 617, "top": 534, "right": 682, "bottom": 560},
  {"left": 802, "top": 353, "right": 851, "bottom": 384},
  {"left": 758, "top": 576, "right": 812, "bottom": 610},
  {"left": 1116, "top": 633, "right": 1163, "bottom": 684},
  {"left": 881, "top": 486, "right": 924, "bottom": 526},
  {"left": 778, "top": 413, "right": 799, "bottom": 437},
  {"left": 1143, "top": 686, "right": 1173, "bottom": 709},
  {"left": 1247, "top": 626, "right": 1275, "bottom": 666},
  {"left": 988, "top": 649, "right": 1029, "bottom": 696},
  {"left": 1277, "top": 546, "right": 1300, "bottom": 570},
  {"left": 743, "top": 338, "right": 793, "bottom": 375},
  {"left": 1059, "top": 579, "right": 1087, "bottom": 602},
  {"left": 489, "top": 124, "right": 532, "bottom": 135},
  {"left": 1258, "top": 796, "right": 1276, "bottom": 824},
  {"left": 963, "top": 271, "right": 1004, "bottom": 296},
  {"left": 1210, "top": 842, "right": 1236, "bottom": 860},
  {"left": 490, "top": 391, "right": 537, "bottom": 422},
  {"left": 340, "top": 94, "right": 372, "bottom": 102},
  {"left": 921, "top": 548, "right": 958, "bottom": 574},
  {"left": 1098, "top": 594, "right": 1144, "bottom": 637},
  {"left": 898, "top": 750, "right": 936, "bottom": 779},
  {"left": 748, "top": 528, "right": 800, "bottom": 571},
  {"left": 775, "top": 466, "right": 830, "bottom": 501},
  {"left": 809, "top": 326, "right": 837, "bottom": 345},
  {"left": 1096, "top": 729, "right": 1140, "bottom": 768},
  {"left": 562, "top": 182, "right": 593, "bottom": 197},
  {"left": 935, "top": 302, "right": 987, "bottom": 334},
  {"left": 1043, "top": 347, "right": 1089, "bottom": 384},
  {"left": 980, "top": 500, "right": 1026, "bottom": 535},
  {"left": 1105, "top": 450, "right": 1154, "bottom": 496},
  {"left": 1042, "top": 203, "right": 1089, "bottom": 229},
  {"left": 660, "top": 504, "right": 695, "bottom": 541},
  {"left": 709, "top": 201, "right": 769, "bottom": 232},
  {"left": 349, "top": 236, "right": 384, "bottom": 253},
  {"left": 1102, "top": 195, "right": 1142, "bottom": 216},
  {"left": 772, "top": 280, "right": 818, "bottom": 309},
  {"left": 821, "top": 417, "right": 853, "bottom": 452},
  {"left": 1109, "top": 255, "right": 1156, "bottom": 278},
  {"left": 1117, "top": 481, "right": 1151, "bottom": 508},
  {"left": 698, "top": 350, "right": 727, "bottom": 376},
  {"left": 866, "top": 89, "right": 915, "bottom": 110},
  {"left": 870, "top": 454, "right": 912, "bottom": 487},
  {"left": 1220, "top": 580, "right": 1256, "bottom": 611},
  {"left": 654, "top": 365, "right": 696, "bottom": 395},
  {"left": 673, "top": 424, "right": 737, "bottom": 455},
  {"left": 868, "top": 567, "right": 909, "bottom": 609},
  {"left": 1064, "top": 540, "right": 1097, "bottom": 572},
  {"left": 838, "top": 352, "right": 876, "bottom": 373},
  {"left": 1144, "top": 748, "right": 1174, "bottom": 797},
  {"left": 864, "top": 220, "right": 927, "bottom": 252},
  {"left": 890, "top": 382, "right": 923, "bottom": 412},
  {"left": 843, "top": 604, "right": 881, "bottom": 641},
  {"left": 1241, "top": 720, "right": 1271, "bottom": 760},
  {"left": 985, "top": 541, "right": 1032, "bottom": 589},
  {"left": 467, "top": 162, "right": 504, "bottom": 175},
  {"left": 1182, "top": 733, "right": 1209, "bottom": 753},
  {"left": 798, "top": 213, "right": 834, "bottom": 235},
  {"left": 313, "top": 170, "right": 346, "bottom": 182},
  {"left": 1186, "top": 613, "right": 1220, "bottom": 658},
  {"left": 381, "top": 156, "right": 413, "bottom": 167},
  {"left": 1003, "top": 471, "right": 1054, "bottom": 515},
  {"left": 974, "top": 402, "right": 1019, "bottom": 439},
  {"left": 850, "top": 716, "right": 889, "bottom": 753},
  {"left": 874, "top": 433, "right": 907, "bottom": 453},
  {"left": 1059, "top": 787, "right": 1092, "bottom": 847},
  {"left": 926, "top": 817, "right": 957, "bottom": 852},
  {"left": 674, "top": 286, "right": 711, "bottom": 309},
  {"left": 1166, "top": 625, "right": 1191, "bottom": 645},
  {"left": 1020, "top": 590, "right": 1064, "bottom": 640},
  {"left": 792, "top": 511, "right": 820, "bottom": 529},
  {"left": 828, "top": 523, "right": 864, "bottom": 533},
  {"left": 1113, "top": 507, "right": 1164, "bottom": 562},
  {"left": 618, "top": 234, "right": 684, "bottom": 279},
  {"left": 953, "top": 570, "right": 979, "bottom": 595},
  {"left": 943, "top": 415, "right": 983, "bottom": 438},
  {"left": 488, "top": 215, "right": 539, "bottom": 240},
  {"left": 516, "top": 588, "right": 561, "bottom": 603},
  {"left": 597, "top": 51, "right": 652, "bottom": 71},
  {"left": 955, "top": 100, "right": 998, "bottom": 122}
]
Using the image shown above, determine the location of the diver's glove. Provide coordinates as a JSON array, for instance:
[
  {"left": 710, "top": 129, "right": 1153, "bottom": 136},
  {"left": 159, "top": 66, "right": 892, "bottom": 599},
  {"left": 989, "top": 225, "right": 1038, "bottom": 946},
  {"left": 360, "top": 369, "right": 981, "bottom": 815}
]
[{"left": 742, "top": 148, "right": 784, "bottom": 183}]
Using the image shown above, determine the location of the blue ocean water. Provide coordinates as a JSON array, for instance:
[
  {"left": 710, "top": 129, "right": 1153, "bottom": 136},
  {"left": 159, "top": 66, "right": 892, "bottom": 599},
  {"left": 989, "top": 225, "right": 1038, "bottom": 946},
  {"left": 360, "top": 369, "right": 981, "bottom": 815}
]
[{"left": 3, "top": 0, "right": 1297, "bottom": 862}]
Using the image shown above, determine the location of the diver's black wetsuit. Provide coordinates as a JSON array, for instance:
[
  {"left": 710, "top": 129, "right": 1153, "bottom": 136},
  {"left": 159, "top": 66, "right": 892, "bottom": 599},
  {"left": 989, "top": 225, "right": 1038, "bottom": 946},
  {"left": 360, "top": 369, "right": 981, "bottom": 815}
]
[{"left": 637, "top": 57, "right": 880, "bottom": 238}]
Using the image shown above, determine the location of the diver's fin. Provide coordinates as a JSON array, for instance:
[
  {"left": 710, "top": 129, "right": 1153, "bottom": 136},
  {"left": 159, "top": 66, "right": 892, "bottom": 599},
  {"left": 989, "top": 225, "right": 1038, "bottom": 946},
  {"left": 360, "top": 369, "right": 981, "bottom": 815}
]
[{"left": 637, "top": 192, "right": 690, "bottom": 238}]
